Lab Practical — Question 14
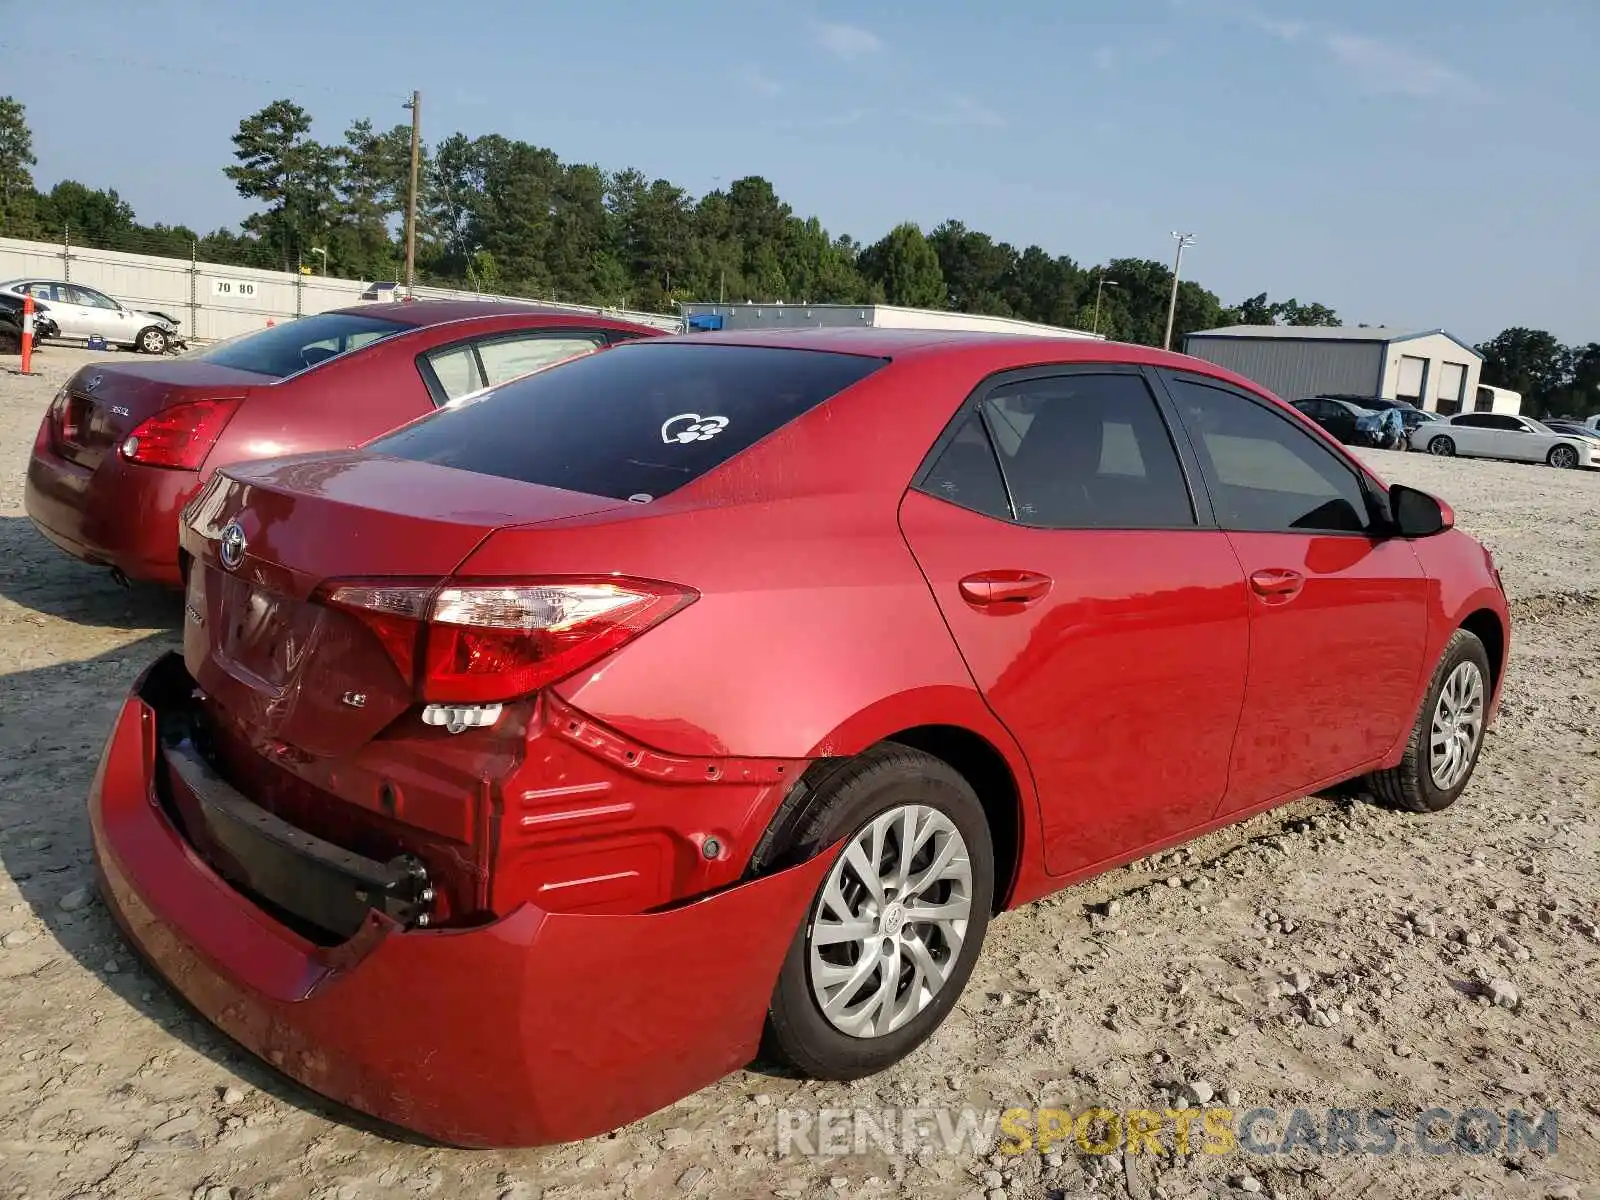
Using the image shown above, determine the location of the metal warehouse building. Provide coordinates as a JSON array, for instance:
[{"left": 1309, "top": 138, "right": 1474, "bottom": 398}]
[
  {"left": 1182, "top": 325, "right": 1493, "bottom": 415},
  {"left": 681, "top": 301, "right": 1101, "bottom": 340}
]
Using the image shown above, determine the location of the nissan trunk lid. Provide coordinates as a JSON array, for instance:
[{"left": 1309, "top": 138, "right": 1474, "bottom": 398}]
[{"left": 50, "top": 361, "right": 260, "bottom": 470}]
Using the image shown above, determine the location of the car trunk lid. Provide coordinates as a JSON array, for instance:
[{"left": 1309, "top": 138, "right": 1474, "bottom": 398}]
[
  {"left": 51, "top": 361, "right": 262, "bottom": 470},
  {"left": 182, "top": 451, "right": 632, "bottom": 759}
]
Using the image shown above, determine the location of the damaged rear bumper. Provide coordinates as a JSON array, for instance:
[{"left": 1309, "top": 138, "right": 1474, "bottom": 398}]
[{"left": 89, "top": 652, "right": 831, "bottom": 1148}]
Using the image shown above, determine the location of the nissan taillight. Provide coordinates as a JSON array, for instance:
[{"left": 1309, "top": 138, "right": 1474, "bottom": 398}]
[
  {"left": 318, "top": 576, "right": 698, "bottom": 703},
  {"left": 34, "top": 389, "right": 65, "bottom": 455},
  {"left": 119, "top": 399, "right": 240, "bottom": 470},
  {"left": 46, "top": 387, "right": 86, "bottom": 450}
]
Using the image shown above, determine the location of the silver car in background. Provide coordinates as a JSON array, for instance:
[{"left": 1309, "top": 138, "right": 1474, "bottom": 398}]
[
  {"left": 1411, "top": 411, "right": 1594, "bottom": 469},
  {"left": 0, "top": 279, "right": 186, "bottom": 353}
]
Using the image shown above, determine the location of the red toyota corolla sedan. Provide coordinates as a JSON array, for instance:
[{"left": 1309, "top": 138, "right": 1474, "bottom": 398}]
[
  {"left": 24, "top": 300, "right": 662, "bottom": 587},
  {"left": 87, "top": 329, "right": 1509, "bottom": 1147}
]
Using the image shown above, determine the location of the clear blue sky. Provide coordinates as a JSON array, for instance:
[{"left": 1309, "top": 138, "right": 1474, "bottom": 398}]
[{"left": 3, "top": 0, "right": 1595, "bottom": 344}]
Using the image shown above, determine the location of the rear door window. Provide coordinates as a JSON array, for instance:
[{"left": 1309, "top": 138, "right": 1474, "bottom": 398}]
[
  {"left": 371, "top": 341, "right": 887, "bottom": 500},
  {"left": 981, "top": 374, "right": 1196, "bottom": 528},
  {"left": 425, "top": 344, "right": 484, "bottom": 400},
  {"left": 419, "top": 331, "right": 609, "bottom": 405},
  {"left": 477, "top": 333, "right": 603, "bottom": 387},
  {"left": 919, "top": 412, "right": 1013, "bottom": 520}
]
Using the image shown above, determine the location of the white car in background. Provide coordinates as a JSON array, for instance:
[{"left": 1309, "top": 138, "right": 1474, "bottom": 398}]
[
  {"left": 1412, "top": 411, "right": 1594, "bottom": 470},
  {"left": 0, "top": 279, "right": 185, "bottom": 353}
]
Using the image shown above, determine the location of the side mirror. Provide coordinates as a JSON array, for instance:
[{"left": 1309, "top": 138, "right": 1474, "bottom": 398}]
[{"left": 1388, "top": 483, "right": 1453, "bottom": 538}]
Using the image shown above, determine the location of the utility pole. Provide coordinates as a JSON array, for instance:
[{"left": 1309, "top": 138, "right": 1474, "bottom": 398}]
[
  {"left": 1092, "top": 277, "right": 1118, "bottom": 336},
  {"left": 402, "top": 90, "right": 421, "bottom": 293},
  {"left": 1163, "top": 231, "right": 1196, "bottom": 351}
]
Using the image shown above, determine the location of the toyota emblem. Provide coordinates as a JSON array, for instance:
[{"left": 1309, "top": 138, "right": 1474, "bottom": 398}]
[{"left": 219, "top": 520, "right": 246, "bottom": 570}]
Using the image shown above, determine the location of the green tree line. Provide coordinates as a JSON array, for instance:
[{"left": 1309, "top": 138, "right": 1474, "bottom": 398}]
[{"left": 0, "top": 95, "right": 1594, "bottom": 415}]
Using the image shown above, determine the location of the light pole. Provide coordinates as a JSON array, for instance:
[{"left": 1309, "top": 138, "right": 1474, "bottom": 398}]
[
  {"left": 310, "top": 247, "right": 327, "bottom": 276},
  {"left": 1092, "top": 277, "right": 1119, "bottom": 336},
  {"left": 1163, "top": 231, "right": 1196, "bottom": 351},
  {"left": 402, "top": 90, "right": 422, "bottom": 294}
]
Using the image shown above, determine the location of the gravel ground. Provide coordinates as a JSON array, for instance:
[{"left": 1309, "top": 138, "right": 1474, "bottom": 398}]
[{"left": 2, "top": 348, "right": 1597, "bottom": 1200}]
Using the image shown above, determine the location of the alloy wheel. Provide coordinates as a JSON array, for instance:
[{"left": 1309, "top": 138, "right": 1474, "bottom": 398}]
[
  {"left": 1429, "top": 660, "right": 1485, "bottom": 791},
  {"left": 1428, "top": 437, "right": 1454, "bottom": 456},
  {"left": 1551, "top": 445, "right": 1578, "bottom": 469},
  {"left": 807, "top": 804, "right": 973, "bottom": 1039}
]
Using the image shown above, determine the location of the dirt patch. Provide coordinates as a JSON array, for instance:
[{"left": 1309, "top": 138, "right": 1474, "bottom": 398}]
[{"left": 2, "top": 356, "right": 1596, "bottom": 1199}]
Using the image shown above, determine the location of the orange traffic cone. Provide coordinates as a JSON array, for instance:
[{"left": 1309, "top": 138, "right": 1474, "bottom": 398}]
[{"left": 19, "top": 294, "right": 35, "bottom": 375}]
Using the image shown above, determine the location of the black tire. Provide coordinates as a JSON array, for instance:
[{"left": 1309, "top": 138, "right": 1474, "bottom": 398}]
[
  {"left": 1427, "top": 435, "right": 1456, "bottom": 457},
  {"left": 757, "top": 745, "right": 994, "bottom": 1080},
  {"left": 1547, "top": 444, "right": 1579, "bottom": 470},
  {"left": 1366, "top": 629, "right": 1491, "bottom": 813},
  {"left": 137, "top": 326, "right": 169, "bottom": 355}
]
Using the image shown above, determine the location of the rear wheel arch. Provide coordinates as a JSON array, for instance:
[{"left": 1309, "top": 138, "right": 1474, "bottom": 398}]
[
  {"left": 747, "top": 723, "right": 1025, "bottom": 914},
  {"left": 883, "top": 725, "right": 1021, "bottom": 912}
]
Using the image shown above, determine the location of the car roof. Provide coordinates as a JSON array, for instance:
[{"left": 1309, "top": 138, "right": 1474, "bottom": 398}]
[
  {"left": 329, "top": 298, "right": 657, "bottom": 330},
  {"left": 659, "top": 325, "right": 1269, "bottom": 390}
]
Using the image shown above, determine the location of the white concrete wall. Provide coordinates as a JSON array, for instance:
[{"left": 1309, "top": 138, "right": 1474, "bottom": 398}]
[
  {"left": 0, "top": 236, "right": 681, "bottom": 343},
  {"left": 1376, "top": 332, "right": 1483, "bottom": 413}
]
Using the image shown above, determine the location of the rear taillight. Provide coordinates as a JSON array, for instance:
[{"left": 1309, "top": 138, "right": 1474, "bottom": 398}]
[
  {"left": 318, "top": 576, "right": 697, "bottom": 703},
  {"left": 46, "top": 387, "right": 84, "bottom": 449},
  {"left": 119, "top": 399, "right": 240, "bottom": 470}
]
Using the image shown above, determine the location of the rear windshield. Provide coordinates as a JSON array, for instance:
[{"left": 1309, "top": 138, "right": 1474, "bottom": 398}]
[
  {"left": 191, "top": 311, "right": 407, "bottom": 379},
  {"left": 367, "top": 342, "right": 888, "bottom": 501}
]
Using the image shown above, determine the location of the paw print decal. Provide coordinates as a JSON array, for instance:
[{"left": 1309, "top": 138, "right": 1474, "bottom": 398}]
[{"left": 661, "top": 413, "right": 730, "bottom": 444}]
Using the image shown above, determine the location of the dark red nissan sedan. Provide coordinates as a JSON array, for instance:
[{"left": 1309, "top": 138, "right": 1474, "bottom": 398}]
[
  {"left": 88, "top": 328, "right": 1509, "bottom": 1147},
  {"left": 25, "top": 300, "right": 663, "bottom": 586}
]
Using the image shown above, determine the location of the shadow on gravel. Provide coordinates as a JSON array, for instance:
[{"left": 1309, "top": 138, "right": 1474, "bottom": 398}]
[
  {"left": 0, "top": 515, "right": 183, "bottom": 629},
  {"left": 0, "top": 639, "right": 437, "bottom": 1149}
]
